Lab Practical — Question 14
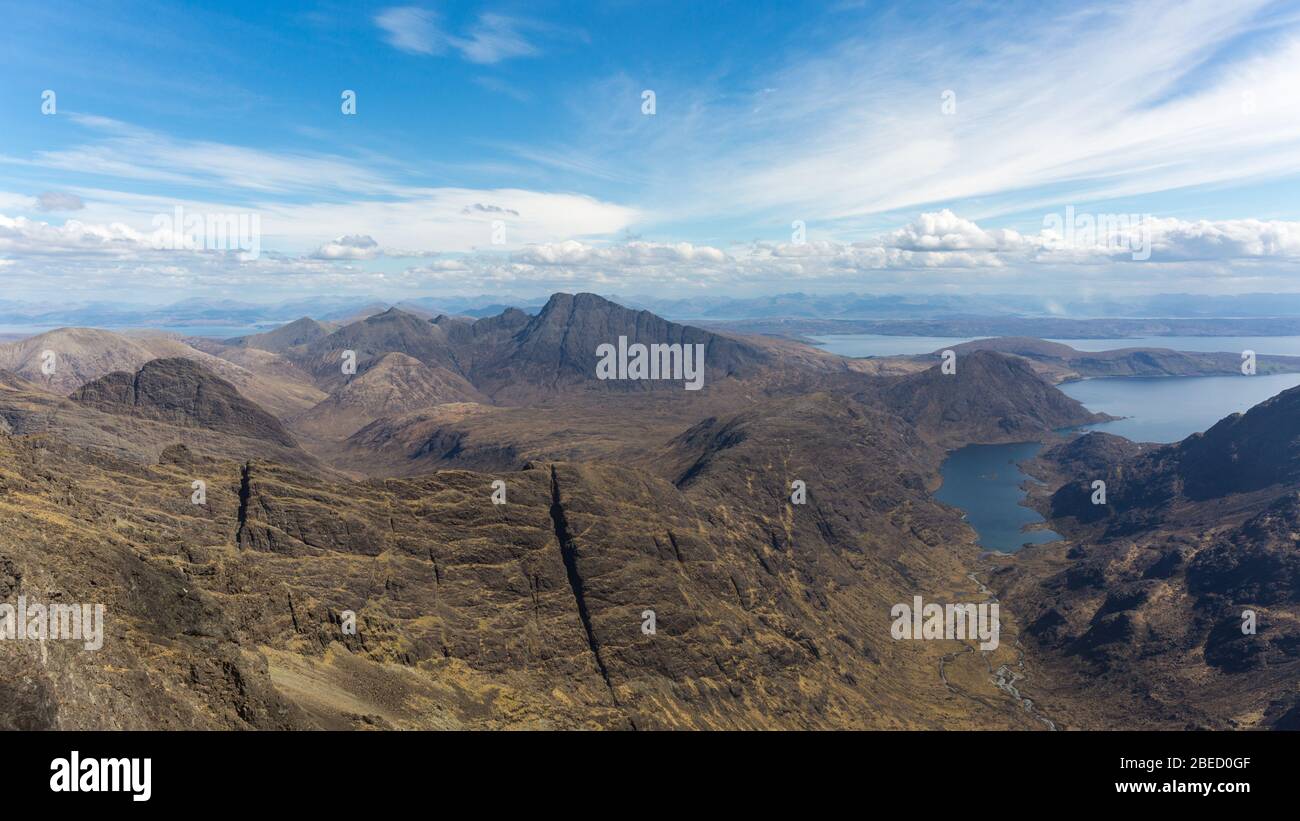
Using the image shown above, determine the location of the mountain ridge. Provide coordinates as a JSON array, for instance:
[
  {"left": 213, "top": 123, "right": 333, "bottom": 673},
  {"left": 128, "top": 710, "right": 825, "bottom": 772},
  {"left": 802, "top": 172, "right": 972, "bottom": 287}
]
[{"left": 70, "top": 357, "right": 298, "bottom": 448}]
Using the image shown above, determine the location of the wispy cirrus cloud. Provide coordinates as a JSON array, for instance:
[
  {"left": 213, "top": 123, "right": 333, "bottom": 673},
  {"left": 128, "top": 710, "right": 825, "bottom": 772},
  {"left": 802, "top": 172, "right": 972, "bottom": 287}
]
[
  {"left": 454, "top": 13, "right": 541, "bottom": 63},
  {"left": 2, "top": 114, "right": 403, "bottom": 197},
  {"left": 542, "top": 0, "right": 1300, "bottom": 235},
  {"left": 5, "top": 0, "right": 1300, "bottom": 304},
  {"left": 374, "top": 6, "right": 582, "bottom": 64},
  {"left": 373, "top": 6, "right": 447, "bottom": 56},
  {"left": 0, "top": 111, "right": 641, "bottom": 257}
]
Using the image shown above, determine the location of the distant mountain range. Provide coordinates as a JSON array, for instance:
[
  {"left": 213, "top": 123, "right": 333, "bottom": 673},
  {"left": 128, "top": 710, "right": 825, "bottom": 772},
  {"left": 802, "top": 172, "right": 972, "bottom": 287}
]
[
  {"left": 0, "top": 295, "right": 549, "bottom": 331},
  {"left": 12, "top": 291, "right": 1300, "bottom": 335}
]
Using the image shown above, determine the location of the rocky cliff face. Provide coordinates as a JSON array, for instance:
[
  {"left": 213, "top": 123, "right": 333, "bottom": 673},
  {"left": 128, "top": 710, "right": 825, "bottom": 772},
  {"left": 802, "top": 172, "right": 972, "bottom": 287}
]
[
  {"left": 278, "top": 294, "right": 773, "bottom": 406},
  {"left": 465, "top": 293, "right": 771, "bottom": 401},
  {"left": 300, "top": 308, "right": 465, "bottom": 390},
  {"left": 70, "top": 357, "right": 298, "bottom": 448}
]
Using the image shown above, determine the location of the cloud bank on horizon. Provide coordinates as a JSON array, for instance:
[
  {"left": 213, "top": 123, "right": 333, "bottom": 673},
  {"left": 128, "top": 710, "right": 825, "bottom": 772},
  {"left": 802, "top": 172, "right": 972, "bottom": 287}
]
[{"left": 1, "top": 0, "right": 1299, "bottom": 302}]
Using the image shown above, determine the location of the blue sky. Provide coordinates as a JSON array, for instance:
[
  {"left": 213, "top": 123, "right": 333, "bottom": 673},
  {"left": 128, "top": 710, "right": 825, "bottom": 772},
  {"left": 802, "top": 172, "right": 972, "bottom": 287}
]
[{"left": 2, "top": 0, "right": 1300, "bottom": 304}]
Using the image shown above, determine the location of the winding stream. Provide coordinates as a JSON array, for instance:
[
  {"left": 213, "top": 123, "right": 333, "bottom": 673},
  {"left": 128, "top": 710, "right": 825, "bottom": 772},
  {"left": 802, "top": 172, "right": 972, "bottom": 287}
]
[{"left": 938, "top": 572, "right": 1058, "bottom": 730}]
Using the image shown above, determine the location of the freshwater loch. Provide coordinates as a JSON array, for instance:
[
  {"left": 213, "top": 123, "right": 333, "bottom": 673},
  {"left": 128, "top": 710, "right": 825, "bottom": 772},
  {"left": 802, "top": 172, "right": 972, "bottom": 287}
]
[{"left": 935, "top": 364, "right": 1300, "bottom": 551}]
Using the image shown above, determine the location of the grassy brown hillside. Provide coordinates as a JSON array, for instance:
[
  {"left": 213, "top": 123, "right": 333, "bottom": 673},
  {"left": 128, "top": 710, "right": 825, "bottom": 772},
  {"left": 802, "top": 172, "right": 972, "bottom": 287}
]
[
  {"left": 5, "top": 294, "right": 1289, "bottom": 731},
  {"left": 291, "top": 352, "right": 487, "bottom": 442},
  {"left": 865, "top": 350, "right": 1109, "bottom": 447},
  {"left": 0, "top": 327, "right": 324, "bottom": 418},
  {"left": 0, "top": 389, "right": 1038, "bottom": 729}
]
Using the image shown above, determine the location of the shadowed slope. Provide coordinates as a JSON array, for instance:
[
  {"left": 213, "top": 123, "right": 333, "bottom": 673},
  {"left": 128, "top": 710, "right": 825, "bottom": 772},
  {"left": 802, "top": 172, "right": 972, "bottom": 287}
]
[{"left": 71, "top": 358, "right": 298, "bottom": 448}]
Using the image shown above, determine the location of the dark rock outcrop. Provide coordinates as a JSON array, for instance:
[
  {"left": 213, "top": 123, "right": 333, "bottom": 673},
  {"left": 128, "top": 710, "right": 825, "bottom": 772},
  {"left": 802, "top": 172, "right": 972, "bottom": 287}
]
[{"left": 70, "top": 357, "right": 297, "bottom": 447}]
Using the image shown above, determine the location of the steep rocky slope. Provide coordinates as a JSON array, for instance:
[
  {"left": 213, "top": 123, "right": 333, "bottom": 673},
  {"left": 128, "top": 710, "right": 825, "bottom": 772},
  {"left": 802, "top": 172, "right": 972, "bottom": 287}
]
[
  {"left": 289, "top": 294, "right": 773, "bottom": 405},
  {"left": 0, "top": 366, "right": 313, "bottom": 468},
  {"left": 70, "top": 358, "right": 298, "bottom": 448},
  {"left": 0, "top": 388, "right": 1036, "bottom": 730},
  {"left": 299, "top": 308, "right": 465, "bottom": 391},
  {"left": 465, "top": 293, "right": 772, "bottom": 401},
  {"left": 10, "top": 294, "right": 1268, "bottom": 731},
  {"left": 1050, "top": 384, "right": 1300, "bottom": 530},
  {"left": 262, "top": 294, "right": 835, "bottom": 467},
  {"left": 999, "top": 389, "right": 1300, "bottom": 729},
  {"left": 292, "top": 353, "right": 487, "bottom": 440}
]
